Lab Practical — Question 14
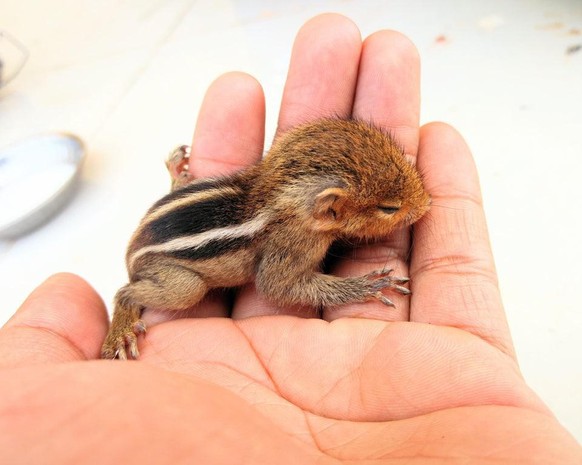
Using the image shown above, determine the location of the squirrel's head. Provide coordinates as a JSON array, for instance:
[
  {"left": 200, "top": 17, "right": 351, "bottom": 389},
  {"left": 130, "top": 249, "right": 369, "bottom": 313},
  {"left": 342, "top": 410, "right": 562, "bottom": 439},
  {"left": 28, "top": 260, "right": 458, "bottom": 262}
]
[{"left": 265, "top": 119, "right": 430, "bottom": 239}]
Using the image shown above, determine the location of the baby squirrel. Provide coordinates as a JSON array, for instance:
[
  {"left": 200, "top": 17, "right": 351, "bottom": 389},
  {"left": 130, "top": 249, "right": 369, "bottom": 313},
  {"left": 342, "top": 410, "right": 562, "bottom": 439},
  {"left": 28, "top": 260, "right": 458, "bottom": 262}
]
[{"left": 101, "top": 119, "right": 431, "bottom": 359}]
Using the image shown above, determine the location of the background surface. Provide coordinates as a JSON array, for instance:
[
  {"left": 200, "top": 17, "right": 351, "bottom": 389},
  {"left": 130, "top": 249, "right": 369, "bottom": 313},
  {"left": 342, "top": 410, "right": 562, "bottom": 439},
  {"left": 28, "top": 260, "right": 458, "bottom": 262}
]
[{"left": 1, "top": 0, "right": 581, "bottom": 442}]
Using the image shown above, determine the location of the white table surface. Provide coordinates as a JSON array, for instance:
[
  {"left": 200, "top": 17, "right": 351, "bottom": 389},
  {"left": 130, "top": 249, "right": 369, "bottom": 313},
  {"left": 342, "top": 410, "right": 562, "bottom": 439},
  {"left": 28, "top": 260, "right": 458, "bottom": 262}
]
[{"left": 1, "top": 0, "right": 581, "bottom": 443}]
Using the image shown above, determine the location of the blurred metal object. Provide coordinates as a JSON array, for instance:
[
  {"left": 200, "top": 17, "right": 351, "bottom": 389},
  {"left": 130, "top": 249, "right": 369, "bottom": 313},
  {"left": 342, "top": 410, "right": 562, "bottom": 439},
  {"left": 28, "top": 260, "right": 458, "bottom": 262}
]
[
  {"left": 0, "top": 30, "right": 29, "bottom": 88},
  {"left": 0, "top": 133, "right": 86, "bottom": 239}
]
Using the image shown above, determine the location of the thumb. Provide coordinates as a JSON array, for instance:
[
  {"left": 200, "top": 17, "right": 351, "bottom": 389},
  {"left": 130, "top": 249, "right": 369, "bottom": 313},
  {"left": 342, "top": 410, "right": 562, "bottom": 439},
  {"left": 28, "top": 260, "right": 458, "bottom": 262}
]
[{"left": 0, "top": 273, "right": 108, "bottom": 368}]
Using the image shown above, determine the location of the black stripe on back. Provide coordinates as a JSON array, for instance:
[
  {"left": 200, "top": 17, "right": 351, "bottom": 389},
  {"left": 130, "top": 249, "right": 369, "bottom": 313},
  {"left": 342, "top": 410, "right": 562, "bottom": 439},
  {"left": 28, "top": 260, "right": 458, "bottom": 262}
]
[
  {"left": 147, "top": 191, "right": 246, "bottom": 244},
  {"left": 148, "top": 178, "right": 224, "bottom": 212},
  {"left": 164, "top": 235, "right": 254, "bottom": 260}
]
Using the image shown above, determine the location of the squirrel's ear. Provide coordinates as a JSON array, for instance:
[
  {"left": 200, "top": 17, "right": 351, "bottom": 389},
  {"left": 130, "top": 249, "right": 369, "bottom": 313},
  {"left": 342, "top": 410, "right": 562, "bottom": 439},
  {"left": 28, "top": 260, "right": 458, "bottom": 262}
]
[{"left": 312, "top": 187, "right": 348, "bottom": 228}]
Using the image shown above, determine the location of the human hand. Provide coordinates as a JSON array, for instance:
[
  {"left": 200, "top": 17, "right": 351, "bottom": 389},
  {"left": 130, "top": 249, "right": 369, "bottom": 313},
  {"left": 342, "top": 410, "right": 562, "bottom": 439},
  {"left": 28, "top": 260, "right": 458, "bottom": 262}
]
[{"left": 0, "top": 14, "right": 580, "bottom": 464}]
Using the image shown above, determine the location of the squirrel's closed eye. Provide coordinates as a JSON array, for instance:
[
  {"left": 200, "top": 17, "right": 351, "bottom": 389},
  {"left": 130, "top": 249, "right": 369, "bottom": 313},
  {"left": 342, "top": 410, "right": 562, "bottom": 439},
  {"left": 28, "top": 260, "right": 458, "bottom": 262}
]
[{"left": 378, "top": 205, "right": 400, "bottom": 214}]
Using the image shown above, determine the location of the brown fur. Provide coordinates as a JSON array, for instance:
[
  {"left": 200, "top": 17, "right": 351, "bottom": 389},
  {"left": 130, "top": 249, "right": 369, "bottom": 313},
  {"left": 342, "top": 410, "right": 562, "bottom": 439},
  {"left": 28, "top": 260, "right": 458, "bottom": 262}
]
[{"left": 101, "top": 119, "right": 430, "bottom": 359}]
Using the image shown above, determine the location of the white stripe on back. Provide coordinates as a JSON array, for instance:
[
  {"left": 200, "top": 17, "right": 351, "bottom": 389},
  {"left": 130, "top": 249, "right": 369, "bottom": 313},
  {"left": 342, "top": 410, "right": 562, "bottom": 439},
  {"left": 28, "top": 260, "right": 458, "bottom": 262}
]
[{"left": 129, "top": 212, "right": 269, "bottom": 270}]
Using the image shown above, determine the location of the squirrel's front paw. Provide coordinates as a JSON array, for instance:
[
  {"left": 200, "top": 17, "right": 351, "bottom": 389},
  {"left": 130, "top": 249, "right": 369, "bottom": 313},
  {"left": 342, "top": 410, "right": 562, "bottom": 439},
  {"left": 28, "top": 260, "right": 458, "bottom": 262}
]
[
  {"left": 364, "top": 269, "right": 411, "bottom": 307},
  {"left": 101, "top": 319, "right": 146, "bottom": 360}
]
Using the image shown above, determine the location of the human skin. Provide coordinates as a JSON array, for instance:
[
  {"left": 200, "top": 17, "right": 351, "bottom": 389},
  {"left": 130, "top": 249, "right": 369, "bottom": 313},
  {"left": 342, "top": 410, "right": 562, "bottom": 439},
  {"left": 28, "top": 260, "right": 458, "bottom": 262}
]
[{"left": 0, "top": 14, "right": 580, "bottom": 464}]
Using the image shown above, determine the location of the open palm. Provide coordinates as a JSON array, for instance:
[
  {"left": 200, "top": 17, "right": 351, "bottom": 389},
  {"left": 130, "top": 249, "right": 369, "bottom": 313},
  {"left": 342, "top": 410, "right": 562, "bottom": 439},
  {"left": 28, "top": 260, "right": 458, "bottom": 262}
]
[{"left": 0, "top": 14, "right": 579, "bottom": 464}]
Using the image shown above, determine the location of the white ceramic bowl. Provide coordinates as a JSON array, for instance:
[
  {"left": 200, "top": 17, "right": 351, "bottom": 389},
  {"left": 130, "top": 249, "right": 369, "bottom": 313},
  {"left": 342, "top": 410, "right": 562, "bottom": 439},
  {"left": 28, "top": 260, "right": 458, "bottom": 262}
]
[{"left": 0, "top": 133, "right": 85, "bottom": 239}]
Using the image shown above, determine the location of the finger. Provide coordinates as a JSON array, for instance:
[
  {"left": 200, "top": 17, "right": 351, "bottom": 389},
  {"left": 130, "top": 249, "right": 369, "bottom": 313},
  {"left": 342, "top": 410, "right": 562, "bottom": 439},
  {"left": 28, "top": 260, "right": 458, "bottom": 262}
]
[
  {"left": 276, "top": 13, "right": 361, "bottom": 135},
  {"left": 353, "top": 30, "right": 421, "bottom": 157},
  {"left": 233, "top": 14, "right": 362, "bottom": 320},
  {"left": 324, "top": 31, "right": 421, "bottom": 322},
  {"left": 410, "top": 122, "right": 515, "bottom": 357},
  {"left": 0, "top": 273, "right": 108, "bottom": 367},
  {"left": 148, "top": 72, "right": 266, "bottom": 322},
  {"left": 190, "top": 71, "right": 265, "bottom": 178}
]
